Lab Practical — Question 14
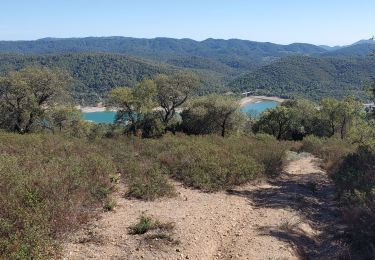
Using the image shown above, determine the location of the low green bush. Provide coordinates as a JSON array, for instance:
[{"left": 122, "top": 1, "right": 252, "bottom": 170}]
[
  {"left": 332, "top": 146, "right": 375, "bottom": 257},
  {"left": 129, "top": 215, "right": 174, "bottom": 235},
  {"left": 157, "top": 134, "right": 288, "bottom": 191},
  {"left": 301, "top": 135, "right": 356, "bottom": 172},
  {"left": 125, "top": 163, "right": 176, "bottom": 201},
  {"left": 0, "top": 133, "right": 116, "bottom": 258},
  {"left": 301, "top": 135, "right": 375, "bottom": 257}
]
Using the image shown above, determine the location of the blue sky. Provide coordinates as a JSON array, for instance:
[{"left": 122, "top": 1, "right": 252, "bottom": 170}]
[{"left": 0, "top": 0, "right": 374, "bottom": 45}]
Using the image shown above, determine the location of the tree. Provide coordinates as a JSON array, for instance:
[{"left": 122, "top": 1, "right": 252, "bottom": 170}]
[
  {"left": 108, "top": 79, "right": 156, "bottom": 135},
  {"left": 154, "top": 72, "right": 199, "bottom": 126},
  {"left": 371, "top": 50, "right": 375, "bottom": 111},
  {"left": 49, "top": 106, "right": 82, "bottom": 132},
  {"left": 282, "top": 99, "right": 318, "bottom": 139},
  {"left": 320, "top": 97, "right": 363, "bottom": 139},
  {"left": 181, "top": 95, "right": 244, "bottom": 137},
  {"left": 0, "top": 67, "right": 71, "bottom": 134},
  {"left": 319, "top": 98, "right": 341, "bottom": 137},
  {"left": 253, "top": 106, "right": 293, "bottom": 140}
]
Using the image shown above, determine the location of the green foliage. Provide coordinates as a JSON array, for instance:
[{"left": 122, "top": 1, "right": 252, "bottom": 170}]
[
  {"left": 108, "top": 79, "right": 156, "bottom": 135},
  {"left": 300, "top": 136, "right": 374, "bottom": 257},
  {"left": 254, "top": 97, "right": 369, "bottom": 142},
  {"left": 181, "top": 94, "right": 245, "bottom": 137},
  {"left": 0, "top": 53, "right": 168, "bottom": 105},
  {"left": 301, "top": 135, "right": 356, "bottom": 172},
  {"left": 253, "top": 106, "right": 293, "bottom": 140},
  {"left": 0, "top": 133, "right": 116, "bottom": 258},
  {"left": 125, "top": 164, "right": 175, "bottom": 201},
  {"left": 230, "top": 56, "right": 375, "bottom": 100},
  {"left": 332, "top": 146, "right": 375, "bottom": 257},
  {"left": 129, "top": 215, "right": 155, "bottom": 235},
  {"left": 0, "top": 39, "right": 372, "bottom": 104},
  {"left": 319, "top": 97, "right": 364, "bottom": 139},
  {"left": 137, "top": 112, "right": 166, "bottom": 138},
  {"left": 100, "top": 133, "right": 289, "bottom": 193},
  {"left": 49, "top": 106, "right": 82, "bottom": 133},
  {"left": 157, "top": 134, "right": 288, "bottom": 191},
  {"left": 0, "top": 66, "right": 72, "bottom": 134},
  {"left": 154, "top": 72, "right": 200, "bottom": 125},
  {"left": 129, "top": 215, "right": 174, "bottom": 235}
]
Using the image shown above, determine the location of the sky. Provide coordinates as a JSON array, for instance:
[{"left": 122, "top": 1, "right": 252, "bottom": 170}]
[{"left": 0, "top": 0, "right": 374, "bottom": 46}]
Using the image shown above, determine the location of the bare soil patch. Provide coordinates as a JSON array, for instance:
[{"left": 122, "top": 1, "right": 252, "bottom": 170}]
[{"left": 61, "top": 152, "right": 346, "bottom": 259}]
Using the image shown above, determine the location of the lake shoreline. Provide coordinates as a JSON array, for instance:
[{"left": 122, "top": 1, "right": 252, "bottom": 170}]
[
  {"left": 76, "top": 105, "right": 118, "bottom": 113},
  {"left": 78, "top": 95, "right": 284, "bottom": 112},
  {"left": 239, "top": 95, "right": 285, "bottom": 107}
]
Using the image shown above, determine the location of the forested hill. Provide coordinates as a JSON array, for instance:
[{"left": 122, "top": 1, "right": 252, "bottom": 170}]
[
  {"left": 0, "top": 37, "right": 373, "bottom": 102},
  {"left": 0, "top": 37, "right": 333, "bottom": 73},
  {"left": 229, "top": 56, "right": 375, "bottom": 100},
  {"left": 0, "top": 37, "right": 326, "bottom": 58},
  {"left": 0, "top": 53, "right": 172, "bottom": 104},
  {"left": 320, "top": 43, "right": 375, "bottom": 57},
  {"left": 0, "top": 53, "right": 232, "bottom": 104}
]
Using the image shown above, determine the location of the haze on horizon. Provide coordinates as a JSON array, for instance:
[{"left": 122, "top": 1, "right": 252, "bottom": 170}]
[{"left": 0, "top": 0, "right": 374, "bottom": 46}]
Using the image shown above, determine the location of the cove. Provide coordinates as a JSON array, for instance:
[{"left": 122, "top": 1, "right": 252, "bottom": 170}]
[
  {"left": 82, "top": 100, "right": 278, "bottom": 123},
  {"left": 240, "top": 100, "right": 278, "bottom": 116}
]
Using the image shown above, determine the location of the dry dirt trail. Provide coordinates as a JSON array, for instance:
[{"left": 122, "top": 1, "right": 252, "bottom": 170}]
[{"left": 61, "top": 152, "right": 346, "bottom": 260}]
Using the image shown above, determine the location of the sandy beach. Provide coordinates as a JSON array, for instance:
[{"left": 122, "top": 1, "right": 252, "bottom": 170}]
[
  {"left": 78, "top": 95, "right": 284, "bottom": 113},
  {"left": 76, "top": 105, "right": 118, "bottom": 113},
  {"left": 240, "top": 95, "right": 285, "bottom": 107}
]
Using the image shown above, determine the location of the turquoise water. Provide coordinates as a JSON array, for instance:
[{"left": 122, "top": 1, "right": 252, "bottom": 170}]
[
  {"left": 82, "top": 111, "right": 117, "bottom": 123},
  {"left": 240, "top": 100, "right": 278, "bottom": 116},
  {"left": 82, "top": 100, "right": 278, "bottom": 123}
]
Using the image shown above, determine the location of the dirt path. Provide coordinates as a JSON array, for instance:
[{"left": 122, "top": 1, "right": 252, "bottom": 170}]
[{"left": 61, "top": 152, "right": 345, "bottom": 259}]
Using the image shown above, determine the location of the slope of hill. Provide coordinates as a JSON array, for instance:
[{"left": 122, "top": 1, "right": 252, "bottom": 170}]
[
  {"left": 229, "top": 56, "right": 375, "bottom": 100},
  {"left": 321, "top": 43, "right": 375, "bottom": 57},
  {"left": 0, "top": 53, "right": 171, "bottom": 104},
  {"left": 0, "top": 37, "right": 328, "bottom": 72},
  {"left": 0, "top": 53, "right": 232, "bottom": 104},
  {"left": 0, "top": 37, "right": 373, "bottom": 102},
  {"left": 0, "top": 37, "right": 326, "bottom": 57}
]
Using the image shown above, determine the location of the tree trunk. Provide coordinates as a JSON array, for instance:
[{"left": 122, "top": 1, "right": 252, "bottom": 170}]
[
  {"left": 24, "top": 112, "right": 35, "bottom": 133},
  {"left": 340, "top": 117, "right": 347, "bottom": 139},
  {"left": 221, "top": 118, "right": 227, "bottom": 137}
]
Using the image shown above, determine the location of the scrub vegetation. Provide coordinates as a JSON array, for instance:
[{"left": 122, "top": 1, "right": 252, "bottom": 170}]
[{"left": 0, "top": 47, "right": 374, "bottom": 258}]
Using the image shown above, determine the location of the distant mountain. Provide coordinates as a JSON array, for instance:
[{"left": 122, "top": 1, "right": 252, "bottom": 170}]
[
  {"left": 0, "top": 37, "right": 326, "bottom": 56},
  {"left": 319, "top": 37, "right": 375, "bottom": 52},
  {"left": 229, "top": 56, "right": 375, "bottom": 100},
  {"left": 351, "top": 37, "right": 375, "bottom": 45},
  {"left": 0, "top": 36, "right": 373, "bottom": 102},
  {"left": 0, "top": 53, "right": 170, "bottom": 104},
  {"left": 0, "top": 52, "right": 232, "bottom": 104},
  {"left": 319, "top": 45, "right": 342, "bottom": 51},
  {"left": 0, "top": 37, "right": 327, "bottom": 71},
  {"left": 321, "top": 43, "right": 375, "bottom": 57}
]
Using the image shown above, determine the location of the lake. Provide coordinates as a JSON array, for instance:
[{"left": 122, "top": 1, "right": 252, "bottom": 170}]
[
  {"left": 82, "top": 111, "right": 117, "bottom": 123},
  {"left": 240, "top": 100, "right": 278, "bottom": 116},
  {"left": 82, "top": 100, "right": 278, "bottom": 123}
]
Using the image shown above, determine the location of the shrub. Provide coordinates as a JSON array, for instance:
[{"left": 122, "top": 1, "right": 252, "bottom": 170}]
[
  {"left": 125, "top": 163, "right": 176, "bottom": 201},
  {"left": 0, "top": 133, "right": 115, "bottom": 258},
  {"left": 301, "top": 135, "right": 355, "bottom": 172},
  {"left": 129, "top": 215, "right": 155, "bottom": 235},
  {"left": 137, "top": 112, "right": 166, "bottom": 138},
  {"left": 157, "top": 134, "right": 289, "bottom": 191},
  {"left": 129, "top": 215, "right": 174, "bottom": 235},
  {"left": 332, "top": 146, "right": 375, "bottom": 257},
  {"left": 301, "top": 136, "right": 375, "bottom": 257}
]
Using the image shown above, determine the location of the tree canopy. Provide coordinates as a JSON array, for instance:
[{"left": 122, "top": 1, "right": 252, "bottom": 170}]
[
  {"left": 181, "top": 94, "right": 244, "bottom": 137},
  {"left": 108, "top": 79, "right": 156, "bottom": 135},
  {"left": 0, "top": 66, "right": 71, "bottom": 133},
  {"left": 154, "top": 72, "right": 200, "bottom": 126}
]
